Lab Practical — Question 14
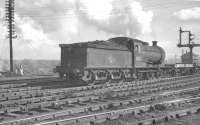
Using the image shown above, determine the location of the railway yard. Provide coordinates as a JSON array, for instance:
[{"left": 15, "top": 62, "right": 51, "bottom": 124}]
[
  {"left": 0, "top": 75, "right": 199, "bottom": 125},
  {"left": 2, "top": 0, "right": 200, "bottom": 124}
]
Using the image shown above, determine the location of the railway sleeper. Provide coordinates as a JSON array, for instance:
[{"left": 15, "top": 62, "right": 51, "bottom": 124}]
[
  {"left": 137, "top": 106, "right": 200, "bottom": 125},
  {"left": 0, "top": 78, "right": 198, "bottom": 118},
  {"left": 0, "top": 81, "right": 198, "bottom": 112},
  {"left": 100, "top": 103, "right": 200, "bottom": 125},
  {"left": 0, "top": 83, "right": 27, "bottom": 89},
  {"left": 2, "top": 96, "right": 199, "bottom": 125}
]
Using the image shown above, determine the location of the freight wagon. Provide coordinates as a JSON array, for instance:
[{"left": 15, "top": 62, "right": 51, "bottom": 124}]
[{"left": 55, "top": 37, "right": 169, "bottom": 83}]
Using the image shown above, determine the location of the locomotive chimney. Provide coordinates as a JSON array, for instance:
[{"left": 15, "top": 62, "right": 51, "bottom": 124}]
[{"left": 152, "top": 41, "right": 157, "bottom": 46}]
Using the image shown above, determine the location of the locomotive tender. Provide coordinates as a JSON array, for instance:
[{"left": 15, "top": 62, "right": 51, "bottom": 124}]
[{"left": 55, "top": 37, "right": 167, "bottom": 83}]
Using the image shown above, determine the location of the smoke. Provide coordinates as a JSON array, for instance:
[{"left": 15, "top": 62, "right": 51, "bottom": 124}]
[
  {"left": 0, "top": 8, "right": 8, "bottom": 71},
  {"left": 0, "top": 0, "right": 154, "bottom": 59},
  {"left": 0, "top": 8, "right": 7, "bottom": 57},
  {"left": 0, "top": 8, "right": 6, "bottom": 40},
  {"left": 15, "top": 0, "right": 153, "bottom": 42},
  {"left": 76, "top": 0, "right": 153, "bottom": 37},
  {"left": 15, "top": 14, "right": 57, "bottom": 48}
]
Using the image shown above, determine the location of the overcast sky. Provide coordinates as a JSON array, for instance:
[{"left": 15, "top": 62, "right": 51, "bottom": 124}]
[{"left": 0, "top": 0, "right": 200, "bottom": 60}]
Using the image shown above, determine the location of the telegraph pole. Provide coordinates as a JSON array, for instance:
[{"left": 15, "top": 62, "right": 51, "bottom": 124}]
[{"left": 5, "top": 0, "right": 16, "bottom": 73}]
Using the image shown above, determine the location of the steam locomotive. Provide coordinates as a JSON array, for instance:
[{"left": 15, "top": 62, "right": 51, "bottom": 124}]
[{"left": 54, "top": 37, "right": 196, "bottom": 83}]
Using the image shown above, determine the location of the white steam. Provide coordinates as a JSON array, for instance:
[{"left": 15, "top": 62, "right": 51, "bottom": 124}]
[
  {"left": 15, "top": 15, "right": 56, "bottom": 48},
  {"left": 76, "top": 0, "right": 153, "bottom": 37},
  {"left": 0, "top": 0, "right": 154, "bottom": 59}
]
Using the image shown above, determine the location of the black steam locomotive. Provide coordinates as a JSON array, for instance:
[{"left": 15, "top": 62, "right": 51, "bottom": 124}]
[{"left": 54, "top": 37, "right": 197, "bottom": 84}]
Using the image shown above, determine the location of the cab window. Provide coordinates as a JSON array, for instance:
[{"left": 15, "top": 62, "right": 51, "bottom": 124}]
[{"left": 135, "top": 45, "right": 140, "bottom": 53}]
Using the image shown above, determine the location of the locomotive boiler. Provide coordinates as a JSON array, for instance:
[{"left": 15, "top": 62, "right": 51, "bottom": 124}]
[{"left": 55, "top": 37, "right": 166, "bottom": 83}]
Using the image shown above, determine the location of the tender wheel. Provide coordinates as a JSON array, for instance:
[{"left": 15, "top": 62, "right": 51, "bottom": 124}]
[
  {"left": 93, "top": 70, "right": 108, "bottom": 81},
  {"left": 82, "top": 70, "right": 94, "bottom": 83}
]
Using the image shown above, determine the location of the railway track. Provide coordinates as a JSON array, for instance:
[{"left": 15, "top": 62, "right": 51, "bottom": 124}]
[
  {"left": 37, "top": 97, "right": 200, "bottom": 125},
  {"left": 0, "top": 74, "right": 199, "bottom": 125},
  {"left": 0, "top": 76, "right": 58, "bottom": 84},
  {"left": 0, "top": 75, "right": 199, "bottom": 110},
  {"left": 0, "top": 76, "right": 67, "bottom": 89}
]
